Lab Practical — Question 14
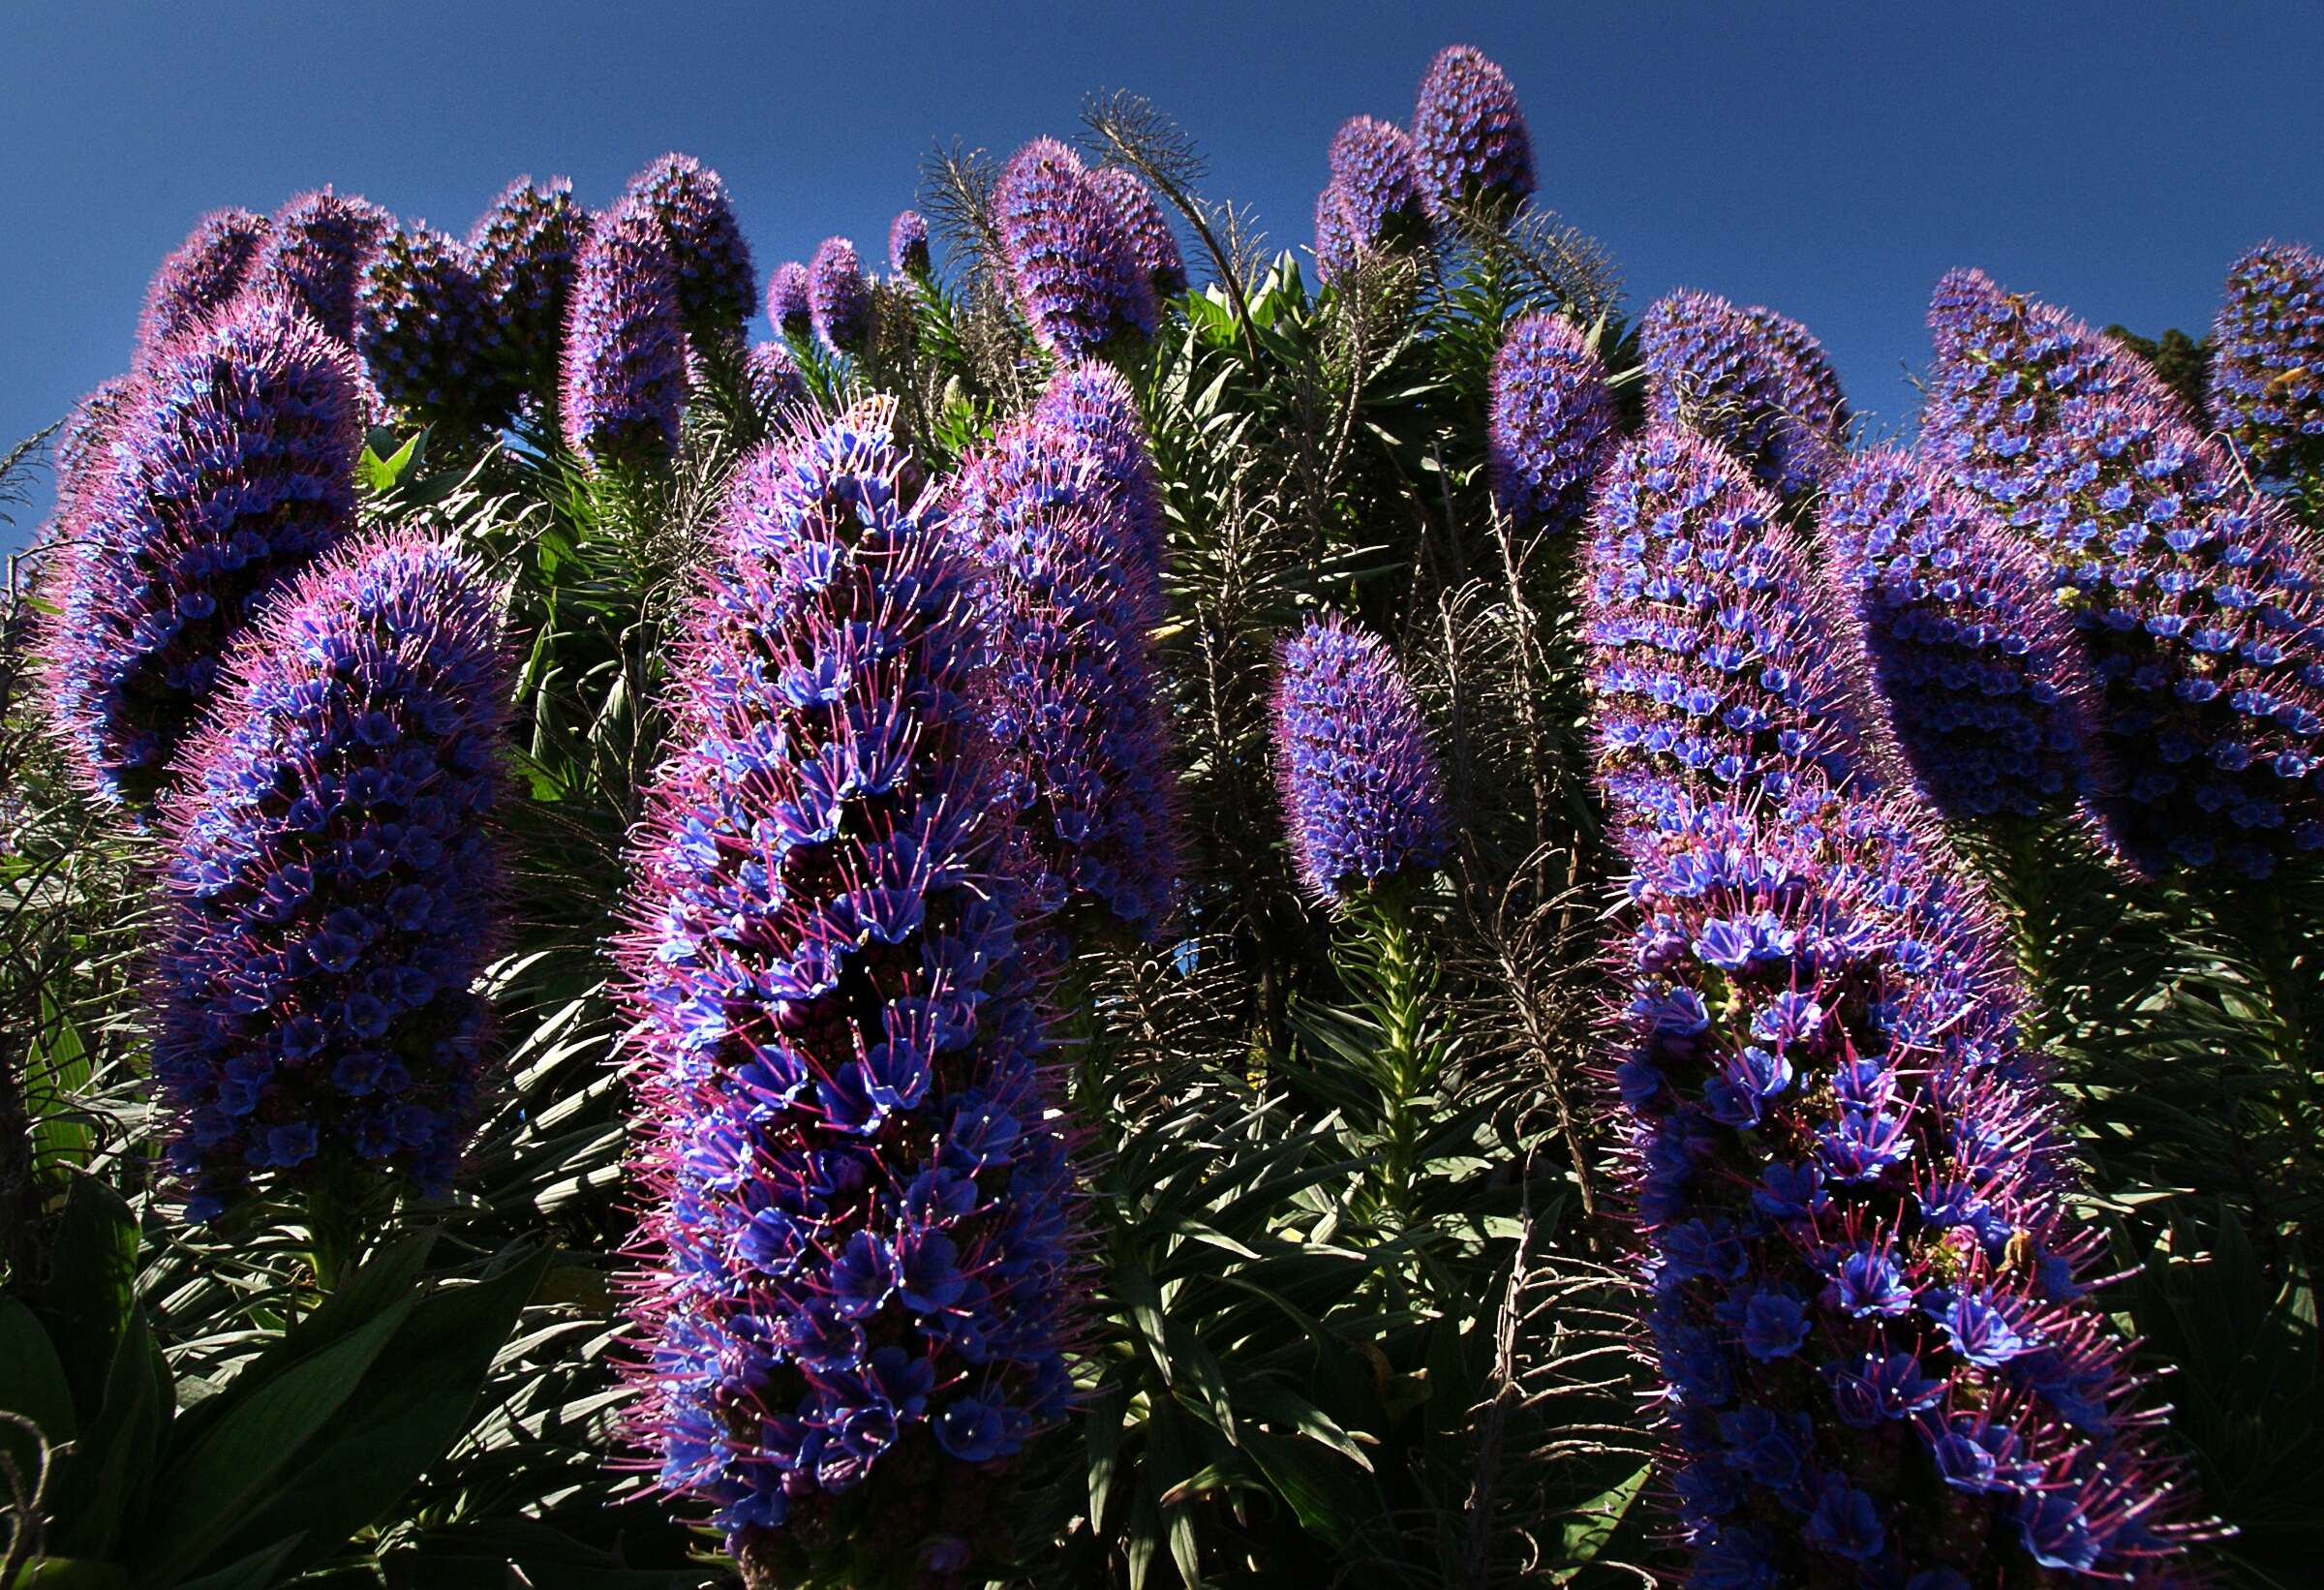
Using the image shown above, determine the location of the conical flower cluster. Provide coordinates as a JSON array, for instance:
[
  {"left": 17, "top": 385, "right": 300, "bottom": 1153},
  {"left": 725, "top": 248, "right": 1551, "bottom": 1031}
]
[
  {"left": 743, "top": 338, "right": 807, "bottom": 414},
  {"left": 2207, "top": 239, "right": 2324, "bottom": 479},
  {"left": 1410, "top": 45, "right": 1534, "bottom": 213},
  {"left": 1030, "top": 359, "right": 1169, "bottom": 574},
  {"left": 1585, "top": 429, "right": 2202, "bottom": 1585},
  {"left": 247, "top": 189, "right": 394, "bottom": 342},
  {"left": 1640, "top": 289, "right": 1848, "bottom": 500},
  {"left": 468, "top": 175, "right": 591, "bottom": 390},
  {"left": 617, "top": 402, "right": 1076, "bottom": 1581},
  {"left": 994, "top": 138, "right": 1156, "bottom": 359},
  {"left": 42, "top": 291, "right": 364, "bottom": 808},
  {"left": 1086, "top": 167, "right": 1185, "bottom": 298},
  {"left": 560, "top": 196, "right": 686, "bottom": 469},
  {"left": 765, "top": 261, "right": 811, "bottom": 339},
  {"left": 807, "top": 235, "right": 871, "bottom": 353},
  {"left": 152, "top": 533, "right": 508, "bottom": 1223},
  {"left": 627, "top": 153, "right": 757, "bottom": 339},
  {"left": 1486, "top": 312, "right": 1617, "bottom": 535},
  {"left": 888, "top": 208, "right": 932, "bottom": 278},
  {"left": 1271, "top": 615, "right": 1448, "bottom": 902},
  {"left": 138, "top": 207, "right": 272, "bottom": 356},
  {"left": 356, "top": 224, "right": 517, "bottom": 430}
]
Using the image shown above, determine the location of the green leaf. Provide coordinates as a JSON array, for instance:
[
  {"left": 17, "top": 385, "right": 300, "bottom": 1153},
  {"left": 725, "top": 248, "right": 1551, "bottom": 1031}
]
[
  {"left": 358, "top": 428, "right": 424, "bottom": 492},
  {"left": 163, "top": 1536, "right": 306, "bottom": 1590},
  {"left": 17, "top": 1560, "right": 131, "bottom": 1589},
  {"left": 24, "top": 988, "right": 94, "bottom": 1173},
  {"left": 35, "top": 1174, "right": 139, "bottom": 1421},
  {"left": 0, "top": 1298, "right": 76, "bottom": 1443},
  {"left": 1548, "top": 1463, "right": 1650, "bottom": 1583},
  {"left": 49, "top": 1306, "right": 169, "bottom": 1563}
]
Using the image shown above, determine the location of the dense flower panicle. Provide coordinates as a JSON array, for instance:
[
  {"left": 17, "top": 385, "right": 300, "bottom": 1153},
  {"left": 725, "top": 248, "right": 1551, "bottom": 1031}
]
[
  {"left": 1584, "top": 430, "right": 2205, "bottom": 1584},
  {"left": 1819, "top": 449, "right": 2104, "bottom": 825},
  {"left": 1085, "top": 166, "right": 1186, "bottom": 298},
  {"left": 1326, "top": 115, "right": 1427, "bottom": 252},
  {"left": 994, "top": 138, "right": 1157, "bottom": 358},
  {"left": 626, "top": 154, "right": 757, "bottom": 338},
  {"left": 807, "top": 236, "right": 872, "bottom": 353},
  {"left": 887, "top": 209, "right": 933, "bottom": 278},
  {"left": 617, "top": 401, "right": 1077, "bottom": 1577},
  {"left": 138, "top": 208, "right": 272, "bottom": 355},
  {"left": 1029, "top": 359, "right": 1170, "bottom": 580},
  {"left": 1486, "top": 312, "right": 1618, "bottom": 535},
  {"left": 356, "top": 225, "right": 517, "bottom": 430},
  {"left": 1640, "top": 290, "right": 1848, "bottom": 500},
  {"left": 1312, "top": 183, "right": 1358, "bottom": 287},
  {"left": 1743, "top": 304, "right": 1849, "bottom": 433},
  {"left": 151, "top": 533, "right": 508, "bottom": 1222},
  {"left": 1410, "top": 45, "right": 1535, "bottom": 212},
  {"left": 42, "top": 293, "right": 364, "bottom": 809},
  {"left": 560, "top": 197, "right": 686, "bottom": 468},
  {"left": 247, "top": 189, "right": 394, "bottom": 342},
  {"left": 1271, "top": 615, "right": 1448, "bottom": 902},
  {"left": 467, "top": 176, "right": 591, "bottom": 386},
  {"left": 765, "top": 261, "right": 812, "bottom": 339},
  {"left": 2207, "top": 240, "right": 2324, "bottom": 478},
  {"left": 952, "top": 391, "right": 1180, "bottom": 939},
  {"left": 743, "top": 339, "right": 809, "bottom": 414}
]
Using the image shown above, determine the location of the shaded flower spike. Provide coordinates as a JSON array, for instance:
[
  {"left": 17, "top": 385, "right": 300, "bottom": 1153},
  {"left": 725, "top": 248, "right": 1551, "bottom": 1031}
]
[
  {"left": 1272, "top": 614, "right": 1448, "bottom": 902},
  {"left": 953, "top": 374, "right": 1181, "bottom": 940},
  {"left": 560, "top": 196, "right": 686, "bottom": 469},
  {"left": 1326, "top": 115, "right": 1427, "bottom": 254},
  {"left": 1487, "top": 311, "right": 1618, "bottom": 535},
  {"left": 1583, "top": 428, "right": 2210, "bottom": 1585},
  {"left": 887, "top": 208, "right": 933, "bottom": 278},
  {"left": 1410, "top": 45, "right": 1535, "bottom": 213},
  {"left": 994, "top": 137, "right": 1157, "bottom": 359},
  {"left": 743, "top": 339, "right": 808, "bottom": 415},
  {"left": 1819, "top": 448, "right": 2104, "bottom": 824},
  {"left": 138, "top": 207, "right": 272, "bottom": 355},
  {"left": 41, "top": 291, "right": 363, "bottom": 809},
  {"left": 152, "top": 532, "right": 509, "bottom": 1224},
  {"left": 1640, "top": 290, "right": 1848, "bottom": 500},
  {"left": 1086, "top": 166, "right": 1186, "bottom": 298},
  {"left": 356, "top": 224, "right": 517, "bottom": 432},
  {"left": 626, "top": 153, "right": 757, "bottom": 339},
  {"left": 1744, "top": 303, "right": 1849, "bottom": 434},
  {"left": 247, "top": 189, "right": 394, "bottom": 342},
  {"left": 807, "top": 235, "right": 872, "bottom": 354},
  {"left": 765, "top": 260, "right": 812, "bottom": 339},
  {"left": 467, "top": 175, "right": 591, "bottom": 390},
  {"left": 1312, "top": 182, "right": 1359, "bottom": 288},
  {"left": 617, "top": 399, "right": 1077, "bottom": 1580},
  {"left": 2208, "top": 239, "right": 2324, "bottom": 479}
]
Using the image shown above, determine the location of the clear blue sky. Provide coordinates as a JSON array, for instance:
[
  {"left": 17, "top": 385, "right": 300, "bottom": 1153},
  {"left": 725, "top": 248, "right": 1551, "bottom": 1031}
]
[{"left": 5, "top": 1, "right": 2320, "bottom": 513}]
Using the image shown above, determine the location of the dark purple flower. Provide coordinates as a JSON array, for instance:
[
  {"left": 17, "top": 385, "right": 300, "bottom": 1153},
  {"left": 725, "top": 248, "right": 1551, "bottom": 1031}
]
[
  {"left": 765, "top": 261, "right": 811, "bottom": 339},
  {"left": 807, "top": 235, "right": 871, "bottom": 353},
  {"left": 137, "top": 208, "right": 271, "bottom": 356},
  {"left": 887, "top": 208, "right": 932, "bottom": 278},
  {"left": 356, "top": 224, "right": 518, "bottom": 430},
  {"left": 247, "top": 189, "right": 394, "bottom": 342},
  {"left": 994, "top": 137, "right": 1156, "bottom": 359},
  {"left": 1585, "top": 428, "right": 2206, "bottom": 1582},
  {"left": 617, "top": 400, "right": 1076, "bottom": 1575},
  {"left": 1487, "top": 312, "right": 1618, "bottom": 535},
  {"left": 1086, "top": 166, "right": 1186, "bottom": 298},
  {"left": 1327, "top": 115, "right": 1427, "bottom": 252},
  {"left": 152, "top": 532, "right": 508, "bottom": 1222},
  {"left": 1312, "top": 183, "right": 1358, "bottom": 288},
  {"left": 467, "top": 175, "right": 591, "bottom": 389},
  {"left": 1819, "top": 448, "right": 2107, "bottom": 825},
  {"left": 625, "top": 154, "right": 756, "bottom": 339},
  {"left": 1410, "top": 45, "right": 1534, "bottom": 212},
  {"left": 2208, "top": 239, "right": 2324, "bottom": 479},
  {"left": 40, "top": 292, "right": 363, "bottom": 809},
  {"left": 743, "top": 339, "right": 808, "bottom": 415},
  {"left": 560, "top": 196, "right": 685, "bottom": 469},
  {"left": 1640, "top": 290, "right": 1847, "bottom": 500},
  {"left": 952, "top": 370, "right": 1180, "bottom": 939},
  {"left": 1272, "top": 615, "right": 1448, "bottom": 901}
]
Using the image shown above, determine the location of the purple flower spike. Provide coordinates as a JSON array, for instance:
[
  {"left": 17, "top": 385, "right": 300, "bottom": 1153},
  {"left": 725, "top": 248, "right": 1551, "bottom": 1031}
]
[
  {"left": 1640, "top": 290, "right": 1848, "bottom": 500},
  {"left": 468, "top": 176, "right": 591, "bottom": 389},
  {"left": 357, "top": 225, "right": 517, "bottom": 430},
  {"left": 152, "top": 532, "right": 508, "bottom": 1223},
  {"left": 887, "top": 208, "right": 932, "bottom": 278},
  {"left": 616, "top": 399, "right": 1078, "bottom": 1577},
  {"left": 625, "top": 154, "right": 757, "bottom": 339},
  {"left": 2208, "top": 240, "right": 2324, "bottom": 479},
  {"left": 807, "top": 236, "right": 872, "bottom": 354},
  {"left": 1583, "top": 429, "right": 2209, "bottom": 1584},
  {"left": 1487, "top": 312, "right": 1617, "bottom": 535},
  {"left": 765, "top": 261, "right": 812, "bottom": 339},
  {"left": 1819, "top": 449, "right": 2106, "bottom": 826},
  {"left": 40, "top": 292, "right": 363, "bottom": 810},
  {"left": 743, "top": 339, "right": 808, "bottom": 415},
  {"left": 1086, "top": 166, "right": 1186, "bottom": 298},
  {"left": 1410, "top": 45, "right": 1535, "bottom": 213},
  {"left": 560, "top": 197, "right": 686, "bottom": 469},
  {"left": 1271, "top": 615, "right": 1448, "bottom": 902},
  {"left": 994, "top": 137, "right": 1157, "bottom": 359},
  {"left": 1313, "top": 183, "right": 1358, "bottom": 288},
  {"left": 138, "top": 208, "right": 272, "bottom": 356},
  {"left": 1327, "top": 116, "right": 1427, "bottom": 252},
  {"left": 953, "top": 371, "right": 1180, "bottom": 939},
  {"left": 247, "top": 189, "right": 394, "bottom": 342}
]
